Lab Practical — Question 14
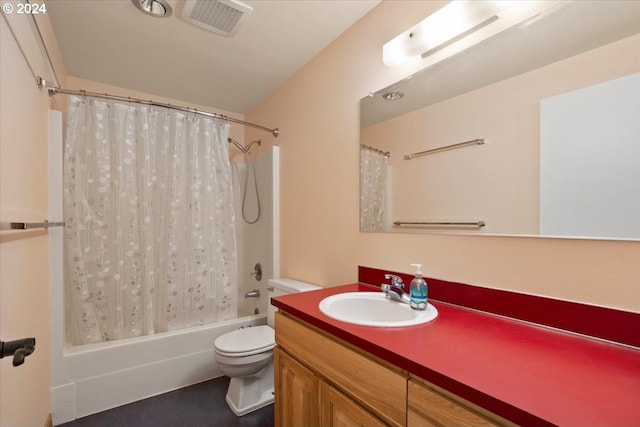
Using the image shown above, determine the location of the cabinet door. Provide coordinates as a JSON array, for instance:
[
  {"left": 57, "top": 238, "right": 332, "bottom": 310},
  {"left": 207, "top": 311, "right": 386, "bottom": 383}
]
[
  {"left": 276, "top": 312, "right": 407, "bottom": 426},
  {"left": 275, "top": 347, "right": 320, "bottom": 427},
  {"left": 408, "top": 380, "right": 502, "bottom": 427},
  {"left": 321, "top": 382, "right": 387, "bottom": 427}
]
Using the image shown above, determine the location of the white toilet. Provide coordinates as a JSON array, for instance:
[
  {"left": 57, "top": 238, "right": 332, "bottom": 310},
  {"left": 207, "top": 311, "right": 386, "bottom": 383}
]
[{"left": 214, "top": 278, "right": 320, "bottom": 416}]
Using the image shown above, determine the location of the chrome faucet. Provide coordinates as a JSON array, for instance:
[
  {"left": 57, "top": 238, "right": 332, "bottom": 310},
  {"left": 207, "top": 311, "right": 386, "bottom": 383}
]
[
  {"left": 381, "top": 274, "right": 410, "bottom": 304},
  {"left": 244, "top": 289, "right": 260, "bottom": 298}
]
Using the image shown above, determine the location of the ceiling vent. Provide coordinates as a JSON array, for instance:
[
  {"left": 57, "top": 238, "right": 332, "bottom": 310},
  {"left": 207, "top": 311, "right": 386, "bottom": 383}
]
[{"left": 180, "top": 0, "right": 253, "bottom": 37}]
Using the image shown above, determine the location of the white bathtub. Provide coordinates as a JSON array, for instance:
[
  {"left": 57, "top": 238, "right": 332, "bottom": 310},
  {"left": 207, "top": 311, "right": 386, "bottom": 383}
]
[{"left": 51, "top": 313, "right": 266, "bottom": 423}]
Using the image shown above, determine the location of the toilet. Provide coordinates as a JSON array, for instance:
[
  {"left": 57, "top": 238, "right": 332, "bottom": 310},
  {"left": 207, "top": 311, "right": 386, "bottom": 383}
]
[{"left": 214, "top": 278, "right": 320, "bottom": 416}]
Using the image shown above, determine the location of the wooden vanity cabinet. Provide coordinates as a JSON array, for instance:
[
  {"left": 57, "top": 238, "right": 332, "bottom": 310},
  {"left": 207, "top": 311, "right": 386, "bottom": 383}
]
[
  {"left": 274, "top": 347, "right": 320, "bottom": 427},
  {"left": 321, "top": 381, "right": 387, "bottom": 427},
  {"left": 274, "top": 311, "right": 508, "bottom": 427},
  {"left": 408, "top": 379, "right": 507, "bottom": 427},
  {"left": 275, "top": 346, "right": 389, "bottom": 427},
  {"left": 275, "top": 312, "right": 406, "bottom": 427}
]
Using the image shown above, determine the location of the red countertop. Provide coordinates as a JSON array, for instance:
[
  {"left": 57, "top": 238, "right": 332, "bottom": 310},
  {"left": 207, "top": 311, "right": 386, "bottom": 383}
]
[{"left": 272, "top": 283, "right": 640, "bottom": 427}]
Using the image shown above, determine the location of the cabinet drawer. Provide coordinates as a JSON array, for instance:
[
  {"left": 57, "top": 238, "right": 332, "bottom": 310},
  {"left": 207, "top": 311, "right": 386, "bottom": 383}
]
[
  {"left": 276, "top": 312, "right": 407, "bottom": 427},
  {"left": 408, "top": 380, "right": 503, "bottom": 427}
]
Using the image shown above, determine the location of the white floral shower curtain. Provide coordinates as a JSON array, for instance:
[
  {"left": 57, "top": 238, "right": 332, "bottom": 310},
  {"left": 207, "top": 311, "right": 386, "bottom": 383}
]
[
  {"left": 63, "top": 96, "right": 237, "bottom": 345},
  {"left": 360, "top": 147, "right": 390, "bottom": 231}
]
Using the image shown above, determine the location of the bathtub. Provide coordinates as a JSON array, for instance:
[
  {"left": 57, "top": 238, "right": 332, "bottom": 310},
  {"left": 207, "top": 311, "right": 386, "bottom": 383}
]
[{"left": 51, "top": 313, "right": 266, "bottom": 423}]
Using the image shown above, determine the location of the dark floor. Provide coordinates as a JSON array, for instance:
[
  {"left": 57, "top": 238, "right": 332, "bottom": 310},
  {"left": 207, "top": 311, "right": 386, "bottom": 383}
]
[{"left": 59, "top": 377, "right": 274, "bottom": 427}]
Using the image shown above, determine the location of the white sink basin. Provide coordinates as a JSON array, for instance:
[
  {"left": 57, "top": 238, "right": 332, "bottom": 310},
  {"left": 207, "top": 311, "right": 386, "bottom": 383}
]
[{"left": 319, "top": 292, "right": 438, "bottom": 327}]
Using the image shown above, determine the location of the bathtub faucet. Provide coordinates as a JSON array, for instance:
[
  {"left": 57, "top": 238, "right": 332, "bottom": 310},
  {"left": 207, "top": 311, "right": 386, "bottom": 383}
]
[{"left": 244, "top": 289, "right": 260, "bottom": 298}]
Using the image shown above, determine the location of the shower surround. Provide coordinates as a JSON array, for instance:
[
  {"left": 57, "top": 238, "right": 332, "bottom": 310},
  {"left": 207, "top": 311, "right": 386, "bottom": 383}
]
[{"left": 49, "top": 110, "right": 280, "bottom": 424}]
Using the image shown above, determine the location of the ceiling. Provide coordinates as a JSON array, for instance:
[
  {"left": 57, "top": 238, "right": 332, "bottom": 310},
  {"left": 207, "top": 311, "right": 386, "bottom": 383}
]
[{"left": 47, "top": 0, "right": 380, "bottom": 114}]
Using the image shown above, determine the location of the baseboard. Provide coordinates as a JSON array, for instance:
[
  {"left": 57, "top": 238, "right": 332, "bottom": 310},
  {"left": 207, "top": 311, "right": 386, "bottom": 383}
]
[
  {"left": 44, "top": 414, "right": 53, "bottom": 427},
  {"left": 50, "top": 383, "right": 76, "bottom": 425}
]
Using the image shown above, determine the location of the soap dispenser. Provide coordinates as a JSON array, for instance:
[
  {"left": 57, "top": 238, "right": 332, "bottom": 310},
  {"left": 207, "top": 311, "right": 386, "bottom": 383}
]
[{"left": 409, "top": 263, "right": 428, "bottom": 310}]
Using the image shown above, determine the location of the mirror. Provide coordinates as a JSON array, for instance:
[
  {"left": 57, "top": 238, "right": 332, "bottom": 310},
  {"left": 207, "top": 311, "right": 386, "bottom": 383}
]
[{"left": 360, "top": 1, "right": 640, "bottom": 239}]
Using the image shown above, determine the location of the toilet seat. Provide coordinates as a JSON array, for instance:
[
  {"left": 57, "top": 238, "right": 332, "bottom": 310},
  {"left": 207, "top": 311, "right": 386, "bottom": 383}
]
[
  {"left": 214, "top": 350, "right": 274, "bottom": 368},
  {"left": 214, "top": 325, "right": 275, "bottom": 357}
]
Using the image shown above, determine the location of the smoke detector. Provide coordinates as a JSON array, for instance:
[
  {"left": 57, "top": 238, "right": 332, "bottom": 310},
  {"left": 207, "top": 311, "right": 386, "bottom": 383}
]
[{"left": 180, "top": 0, "right": 253, "bottom": 37}]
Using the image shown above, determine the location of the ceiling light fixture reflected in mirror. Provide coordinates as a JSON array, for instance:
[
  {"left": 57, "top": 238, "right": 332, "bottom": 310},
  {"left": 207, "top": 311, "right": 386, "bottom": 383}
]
[{"left": 383, "top": 91, "right": 404, "bottom": 101}]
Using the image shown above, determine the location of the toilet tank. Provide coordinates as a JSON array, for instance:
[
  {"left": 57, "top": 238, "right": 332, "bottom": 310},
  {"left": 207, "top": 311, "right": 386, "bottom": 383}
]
[{"left": 267, "top": 278, "right": 320, "bottom": 327}]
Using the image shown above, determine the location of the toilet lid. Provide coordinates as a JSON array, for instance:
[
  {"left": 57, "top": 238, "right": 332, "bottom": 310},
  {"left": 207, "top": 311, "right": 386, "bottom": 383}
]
[{"left": 214, "top": 325, "right": 274, "bottom": 354}]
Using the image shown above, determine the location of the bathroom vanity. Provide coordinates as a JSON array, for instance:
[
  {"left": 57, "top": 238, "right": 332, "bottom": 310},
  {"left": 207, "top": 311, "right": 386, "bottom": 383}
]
[
  {"left": 272, "top": 267, "right": 640, "bottom": 427},
  {"left": 275, "top": 311, "right": 503, "bottom": 427}
]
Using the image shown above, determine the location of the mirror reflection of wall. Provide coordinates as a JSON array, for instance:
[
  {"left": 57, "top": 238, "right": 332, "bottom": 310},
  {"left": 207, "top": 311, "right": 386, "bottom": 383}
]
[
  {"left": 360, "top": 1, "right": 640, "bottom": 239},
  {"left": 540, "top": 72, "right": 640, "bottom": 239}
]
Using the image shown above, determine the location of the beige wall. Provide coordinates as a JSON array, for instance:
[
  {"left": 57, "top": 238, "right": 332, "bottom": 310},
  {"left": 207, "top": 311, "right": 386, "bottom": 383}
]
[
  {"left": 247, "top": 1, "right": 640, "bottom": 312},
  {"left": 362, "top": 35, "right": 640, "bottom": 235},
  {"left": 0, "top": 11, "right": 66, "bottom": 427}
]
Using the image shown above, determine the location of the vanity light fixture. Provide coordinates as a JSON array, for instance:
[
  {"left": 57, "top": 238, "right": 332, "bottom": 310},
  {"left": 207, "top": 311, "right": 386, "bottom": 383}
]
[
  {"left": 383, "top": 0, "right": 560, "bottom": 67},
  {"left": 132, "top": 0, "right": 173, "bottom": 18}
]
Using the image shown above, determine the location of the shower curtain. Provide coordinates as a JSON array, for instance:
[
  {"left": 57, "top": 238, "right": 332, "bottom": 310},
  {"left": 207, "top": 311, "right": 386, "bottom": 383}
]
[
  {"left": 63, "top": 95, "right": 237, "bottom": 345},
  {"left": 360, "top": 147, "right": 390, "bottom": 231}
]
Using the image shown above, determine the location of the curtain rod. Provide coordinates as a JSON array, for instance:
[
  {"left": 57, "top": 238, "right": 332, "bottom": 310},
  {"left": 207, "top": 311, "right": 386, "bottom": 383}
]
[
  {"left": 27, "top": 9, "right": 278, "bottom": 138},
  {"left": 47, "top": 87, "right": 280, "bottom": 138},
  {"left": 360, "top": 144, "right": 390, "bottom": 157}
]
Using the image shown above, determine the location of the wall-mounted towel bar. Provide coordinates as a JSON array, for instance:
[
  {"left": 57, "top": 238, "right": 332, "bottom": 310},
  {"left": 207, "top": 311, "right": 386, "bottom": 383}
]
[
  {"left": 0, "top": 220, "right": 65, "bottom": 231},
  {"left": 394, "top": 220, "right": 486, "bottom": 227},
  {"left": 404, "top": 138, "right": 484, "bottom": 160}
]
